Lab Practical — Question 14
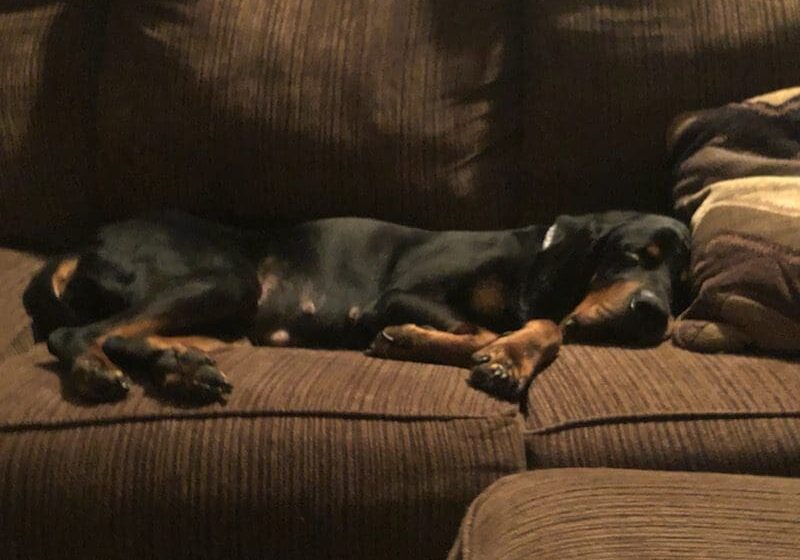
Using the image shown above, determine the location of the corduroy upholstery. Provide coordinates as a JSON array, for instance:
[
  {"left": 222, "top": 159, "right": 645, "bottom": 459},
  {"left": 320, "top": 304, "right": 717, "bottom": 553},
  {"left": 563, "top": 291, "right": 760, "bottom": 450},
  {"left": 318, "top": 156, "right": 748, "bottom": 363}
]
[
  {"left": 0, "top": 345, "right": 525, "bottom": 560},
  {"left": 0, "top": 4, "right": 103, "bottom": 245},
  {"left": 522, "top": 0, "right": 800, "bottom": 223},
  {"left": 95, "top": 0, "right": 521, "bottom": 231},
  {"left": 525, "top": 343, "right": 800, "bottom": 475},
  {"left": 448, "top": 468, "right": 800, "bottom": 560},
  {"left": 0, "top": 248, "right": 43, "bottom": 362}
]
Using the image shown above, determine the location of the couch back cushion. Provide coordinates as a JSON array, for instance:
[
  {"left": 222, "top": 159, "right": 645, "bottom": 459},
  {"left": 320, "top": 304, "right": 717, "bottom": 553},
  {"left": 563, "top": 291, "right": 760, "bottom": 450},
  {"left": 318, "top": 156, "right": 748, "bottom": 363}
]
[
  {"left": 0, "top": 4, "right": 102, "bottom": 245},
  {"left": 95, "top": 0, "right": 521, "bottom": 230},
  {"left": 522, "top": 0, "right": 800, "bottom": 223}
]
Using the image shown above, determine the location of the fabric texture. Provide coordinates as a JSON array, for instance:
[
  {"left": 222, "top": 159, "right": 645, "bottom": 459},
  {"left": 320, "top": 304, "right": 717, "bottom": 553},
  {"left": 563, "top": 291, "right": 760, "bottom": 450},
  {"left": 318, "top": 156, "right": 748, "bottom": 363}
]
[
  {"left": 0, "top": 248, "right": 44, "bottom": 362},
  {"left": 0, "top": 344, "right": 526, "bottom": 560},
  {"left": 95, "top": 0, "right": 521, "bottom": 230},
  {"left": 0, "top": 4, "right": 104, "bottom": 246},
  {"left": 448, "top": 468, "right": 800, "bottom": 560},
  {"left": 525, "top": 343, "right": 800, "bottom": 475},
  {"left": 522, "top": 0, "right": 800, "bottom": 223},
  {"left": 668, "top": 88, "right": 800, "bottom": 353}
]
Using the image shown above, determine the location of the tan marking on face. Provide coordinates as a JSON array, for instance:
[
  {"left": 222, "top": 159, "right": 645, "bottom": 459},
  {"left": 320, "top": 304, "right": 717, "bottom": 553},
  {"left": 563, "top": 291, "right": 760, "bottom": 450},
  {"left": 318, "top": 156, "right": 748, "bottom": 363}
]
[
  {"left": 644, "top": 243, "right": 661, "bottom": 261},
  {"left": 470, "top": 276, "right": 506, "bottom": 317},
  {"left": 268, "top": 329, "right": 290, "bottom": 346},
  {"left": 563, "top": 280, "right": 642, "bottom": 327},
  {"left": 348, "top": 306, "right": 361, "bottom": 322},
  {"left": 51, "top": 257, "right": 79, "bottom": 299}
]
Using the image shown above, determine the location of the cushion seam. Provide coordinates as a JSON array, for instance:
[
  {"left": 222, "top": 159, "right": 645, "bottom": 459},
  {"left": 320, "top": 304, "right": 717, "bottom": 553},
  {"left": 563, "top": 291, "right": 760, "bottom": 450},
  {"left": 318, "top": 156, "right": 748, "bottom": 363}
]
[
  {"left": 0, "top": 408, "right": 523, "bottom": 434},
  {"left": 525, "top": 410, "right": 800, "bottom": 436}
]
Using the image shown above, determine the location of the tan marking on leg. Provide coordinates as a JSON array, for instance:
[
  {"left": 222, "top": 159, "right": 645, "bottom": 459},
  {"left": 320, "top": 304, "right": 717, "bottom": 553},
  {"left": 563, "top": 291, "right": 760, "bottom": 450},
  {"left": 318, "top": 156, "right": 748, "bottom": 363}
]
[
  {"left": 105, "top": 318, "right": 164, "bottom": 339},
  {"left": 367, "top": 323, "right": 499, "bottom": 368},
  {"left": 142, "top": 335, "right": 232, "bottom": 354},
  {"left": 51, "top": 257, "right": 79, "bottom": 299}
]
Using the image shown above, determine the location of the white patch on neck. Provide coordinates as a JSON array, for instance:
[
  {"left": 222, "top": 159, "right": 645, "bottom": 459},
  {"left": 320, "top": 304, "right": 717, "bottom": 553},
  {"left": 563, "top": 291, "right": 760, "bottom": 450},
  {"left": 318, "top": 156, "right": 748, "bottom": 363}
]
[{"left": 542, "top": 224, "right": 558, "bottom": 250}]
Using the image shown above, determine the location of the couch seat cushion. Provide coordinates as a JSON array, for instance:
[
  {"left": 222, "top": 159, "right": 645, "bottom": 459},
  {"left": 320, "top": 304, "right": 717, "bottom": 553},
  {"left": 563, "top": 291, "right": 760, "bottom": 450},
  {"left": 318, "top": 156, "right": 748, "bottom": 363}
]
[
  {"left": 0, "top": 247, "right": 43, "bottom": 361},
  {"left": 526, "top": 343, "right": 800, "bottom": 475},
  {"left": 448, "top": 468, "right": 800, "bottom": 559},
  {"left": 1, "top": 344, "right": 525, "bottom": 560}
]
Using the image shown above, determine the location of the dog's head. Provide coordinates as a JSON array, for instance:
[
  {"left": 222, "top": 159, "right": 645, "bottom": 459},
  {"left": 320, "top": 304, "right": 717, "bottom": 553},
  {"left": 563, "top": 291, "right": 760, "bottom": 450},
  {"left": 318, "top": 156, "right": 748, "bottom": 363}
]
[{"left": 525, "top": 211, "right": 691, "bottom": 346}]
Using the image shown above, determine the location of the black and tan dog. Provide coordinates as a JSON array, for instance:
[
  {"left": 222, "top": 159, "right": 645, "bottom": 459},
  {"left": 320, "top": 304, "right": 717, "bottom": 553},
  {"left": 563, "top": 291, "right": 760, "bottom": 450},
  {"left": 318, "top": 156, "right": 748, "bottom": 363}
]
[{"left": 24, "top": 211, "right": 690, "bottom": 404}]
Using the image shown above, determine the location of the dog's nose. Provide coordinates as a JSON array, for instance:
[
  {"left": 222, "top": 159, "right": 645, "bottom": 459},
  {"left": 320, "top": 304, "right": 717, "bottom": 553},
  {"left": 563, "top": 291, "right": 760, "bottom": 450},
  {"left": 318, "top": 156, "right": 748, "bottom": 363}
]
[{"left": 628, "top": 289, "right": 669, "bottom": 338}]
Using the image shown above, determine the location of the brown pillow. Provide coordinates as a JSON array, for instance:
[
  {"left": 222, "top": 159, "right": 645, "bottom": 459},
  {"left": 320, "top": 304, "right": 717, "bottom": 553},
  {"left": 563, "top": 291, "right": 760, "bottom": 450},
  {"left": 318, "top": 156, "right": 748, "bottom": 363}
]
[{"left": 668, "top": 88, "right": 800, "bottom": 354}]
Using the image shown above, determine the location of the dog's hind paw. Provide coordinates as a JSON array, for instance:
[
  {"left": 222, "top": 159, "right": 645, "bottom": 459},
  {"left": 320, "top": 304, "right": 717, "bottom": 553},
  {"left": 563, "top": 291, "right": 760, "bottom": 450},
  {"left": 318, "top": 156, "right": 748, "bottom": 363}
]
[
  {"left": 161, "top": 349, "right": 233, "bottom": 404},
  {"left": 72, "top": 353, "right": 130, "bottom": 402}
]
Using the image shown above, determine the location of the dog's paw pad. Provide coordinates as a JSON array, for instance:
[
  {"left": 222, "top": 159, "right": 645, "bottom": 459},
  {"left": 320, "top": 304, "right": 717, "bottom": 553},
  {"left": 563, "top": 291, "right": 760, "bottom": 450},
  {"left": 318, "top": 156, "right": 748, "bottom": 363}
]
[{"left": 469, "top": 360, "right": 523, "bottom": 402}]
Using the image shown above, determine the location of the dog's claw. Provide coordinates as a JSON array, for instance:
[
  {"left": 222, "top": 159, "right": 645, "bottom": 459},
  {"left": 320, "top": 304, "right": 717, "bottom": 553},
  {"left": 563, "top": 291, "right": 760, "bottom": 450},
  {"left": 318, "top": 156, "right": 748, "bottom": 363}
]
[
  {"left": 469, "top": 361, "right": 523, "bottom": 403},
  {"left": 380, "top": 330, "right": 395, "bottom": 343},
  {"left": 472, "top": 354, "right": 491, "bottom": 364}
]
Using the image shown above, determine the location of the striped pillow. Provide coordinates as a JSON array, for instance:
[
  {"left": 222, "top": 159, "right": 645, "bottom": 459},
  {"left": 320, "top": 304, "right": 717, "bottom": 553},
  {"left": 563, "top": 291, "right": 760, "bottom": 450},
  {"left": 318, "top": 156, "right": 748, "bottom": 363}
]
[{"left": 669, "top": 88, "right": 800, "bottom": 354}]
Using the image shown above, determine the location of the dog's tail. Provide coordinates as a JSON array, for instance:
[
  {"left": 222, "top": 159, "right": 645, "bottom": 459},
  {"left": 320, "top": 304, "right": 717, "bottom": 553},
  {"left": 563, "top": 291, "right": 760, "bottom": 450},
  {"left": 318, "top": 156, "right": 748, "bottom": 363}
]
[{"left": 23, "top": 257, "right": 81, "bottom": 342}]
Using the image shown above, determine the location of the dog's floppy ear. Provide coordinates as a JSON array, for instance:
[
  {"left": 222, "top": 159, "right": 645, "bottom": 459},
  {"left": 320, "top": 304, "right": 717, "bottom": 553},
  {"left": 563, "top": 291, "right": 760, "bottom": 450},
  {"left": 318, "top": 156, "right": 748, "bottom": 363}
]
[
  {"left": 519, "top": 212, "right": 641, "bottom": 322},
  {"left": 520, "top": 213, "right": 623, "bottom": 321}
]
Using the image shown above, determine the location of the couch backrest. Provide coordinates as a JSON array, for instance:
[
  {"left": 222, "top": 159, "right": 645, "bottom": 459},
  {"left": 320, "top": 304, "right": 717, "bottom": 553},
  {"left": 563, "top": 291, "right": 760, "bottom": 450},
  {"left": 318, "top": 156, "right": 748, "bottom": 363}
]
[
  {"left": 0, "top": 4, "right": 104, "bottom": 247},
  {"left": 2, "top": 1, "right": 800, "bottom": 246},
  {"left": 94, "top": 0, "right": 520, "bottom": 233},
  {"left": 521, "top": 0, "right": 800, "bottom": 223}
]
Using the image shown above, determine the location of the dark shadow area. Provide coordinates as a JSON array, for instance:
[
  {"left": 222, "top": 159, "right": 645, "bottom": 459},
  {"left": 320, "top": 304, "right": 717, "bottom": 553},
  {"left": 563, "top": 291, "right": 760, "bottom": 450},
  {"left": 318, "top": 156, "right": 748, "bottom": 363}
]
[
  {"left": 0, "top": 2, "right": 113, "bottom": 253},
  {"left": 90, "top": 1, "right": 523, "bottom": 234},
  {"left": 519, "top": 0, "right": 800, "bottom": 224}
]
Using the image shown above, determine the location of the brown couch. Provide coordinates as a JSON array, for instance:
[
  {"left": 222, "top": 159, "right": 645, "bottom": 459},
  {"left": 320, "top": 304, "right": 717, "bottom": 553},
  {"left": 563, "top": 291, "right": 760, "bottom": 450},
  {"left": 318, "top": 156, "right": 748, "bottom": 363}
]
[{"left": 1, "top": 2, "right": 799, "bottom": 559}]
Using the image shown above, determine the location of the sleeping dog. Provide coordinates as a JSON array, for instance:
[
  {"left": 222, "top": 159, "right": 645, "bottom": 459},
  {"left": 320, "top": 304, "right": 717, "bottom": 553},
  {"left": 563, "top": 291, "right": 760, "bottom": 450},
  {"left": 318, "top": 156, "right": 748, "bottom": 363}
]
[{"left": 25, "top": 211, "right": 690, "bottom": 403}]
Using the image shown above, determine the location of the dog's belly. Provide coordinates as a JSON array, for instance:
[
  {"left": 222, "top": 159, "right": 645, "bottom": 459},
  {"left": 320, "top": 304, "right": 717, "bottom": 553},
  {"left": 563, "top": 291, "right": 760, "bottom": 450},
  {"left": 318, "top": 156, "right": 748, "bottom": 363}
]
[{"left": 250, "top": 263, "right": 379, "bottom": 349}]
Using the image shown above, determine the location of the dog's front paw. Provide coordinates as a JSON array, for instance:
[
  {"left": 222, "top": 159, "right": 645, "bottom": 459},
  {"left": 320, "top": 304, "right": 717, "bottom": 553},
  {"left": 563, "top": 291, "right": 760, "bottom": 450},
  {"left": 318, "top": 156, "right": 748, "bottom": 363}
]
[
  {"left": 469, "top": 345, "right": 526, "bottom": 402},
  {"left": 72, "top": 353, "right": 130, "bottom": 402}
]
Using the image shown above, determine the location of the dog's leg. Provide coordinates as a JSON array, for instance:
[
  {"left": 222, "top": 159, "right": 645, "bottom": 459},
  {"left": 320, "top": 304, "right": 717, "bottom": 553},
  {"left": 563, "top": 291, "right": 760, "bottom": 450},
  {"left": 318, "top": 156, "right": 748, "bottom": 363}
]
[
  {"left": 366, "top": 322, "right": 500, "bottom": 367},
  {"left": 367, "top": 319, "right": 561, "bottom": 402},
  {"left": 470, "top": 320, "right": 561, "bottom": 401},
  {"left": 47, "top": 274, "right": 256, "bottom": 402},
  {"left": 365, "top": 290, "right": 500, "bottom": 365}
]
